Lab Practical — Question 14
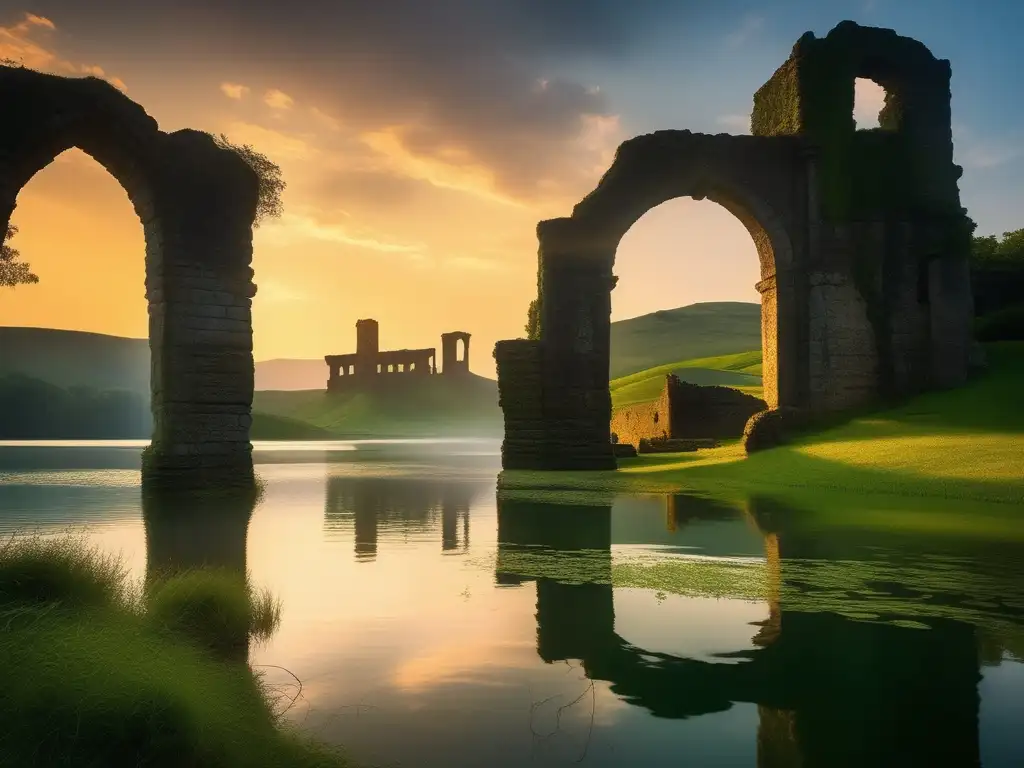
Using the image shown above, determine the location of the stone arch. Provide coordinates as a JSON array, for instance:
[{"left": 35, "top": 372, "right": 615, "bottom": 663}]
[
  {"left": 494, "top": 131, "right": 809, "bottom": 469},
  {"left": 0, "top": 66, "right": 260, "bottom": 488}
]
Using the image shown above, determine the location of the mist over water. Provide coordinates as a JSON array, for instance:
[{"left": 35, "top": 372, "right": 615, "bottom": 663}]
[{"left": 1, "top": 440, "right": 1022, "bottom": 767}]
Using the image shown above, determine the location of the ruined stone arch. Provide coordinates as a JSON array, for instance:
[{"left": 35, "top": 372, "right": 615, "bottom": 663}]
[
  {"left": 0, "top": 66, "right": 260, "bottom": 488},
  {"left": 494, "top": 21, "right": 973, "bottom": 472}
]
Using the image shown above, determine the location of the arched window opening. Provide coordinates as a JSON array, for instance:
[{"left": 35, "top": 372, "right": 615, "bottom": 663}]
[
  {"left": 456, "top": 338, "right": 466, "bottom": 363},
  {"left": 0, "top": 148, "right": 150, "bottom": 440}
]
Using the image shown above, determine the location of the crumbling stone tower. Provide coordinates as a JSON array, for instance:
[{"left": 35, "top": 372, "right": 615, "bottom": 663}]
[
  {"left": 441, "top": 331, "right": 471, "bottom": 376},
  {"left": 493, "top": 21, "right": 974, "bottom": 471}
]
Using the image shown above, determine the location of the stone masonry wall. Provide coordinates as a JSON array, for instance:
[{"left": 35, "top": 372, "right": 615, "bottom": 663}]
[
  {"left": 610, "top": 385, "right": 670, "bottom": 448},
  {"left": 669, "top": 378, "right": 768, "bottom": 439}
]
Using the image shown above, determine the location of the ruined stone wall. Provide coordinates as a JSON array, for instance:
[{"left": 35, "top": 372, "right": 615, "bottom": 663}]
[
  {"left": 494, "top": 339, "right": 545, "bottom": 469},
  {"left": 609, "top": 384, "right": 670, "bottom": 448},
  {"left": 669, "top": 378, "right": 767, "bottom": 439}
]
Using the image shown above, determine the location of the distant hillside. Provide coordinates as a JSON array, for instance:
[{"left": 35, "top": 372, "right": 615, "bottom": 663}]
[
  {"left": 0, "top": 327, "right": 150, "bottom": 394},
  {"left": 253, "top": 374, "right": 502, "bottom": 438},
  {"left": 0, "top": 301, "right": 763, "bottom": 395},
  {"left": 609, "top": 301, "right": 761, "bottom": 379}
]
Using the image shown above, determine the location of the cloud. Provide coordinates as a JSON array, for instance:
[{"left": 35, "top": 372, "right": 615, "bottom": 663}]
[
  {"left": 33, "top": 0, "right": 696, "bottom": 210},
  {"left": 0, "top": 12, "right": 126, "bottom": 90},
  {"left": 254, "top": 279, "right": 306, "bottom": 303},
  {"left": 221, "top": 121, "right": 317, "bottom": 160},
  {"left": 716, "top": 113, "right": 750, "bottom": 134},
  {"left": 724, "top": 14, "right": 764, "bottom": 50},
  {"left": 257, "top": 211, "right": 425, "bottom": 255},
  {"left": 264, "top": 88, "right": 294, "bottom": 110},
  {"left": 220, "top": 81, "right": 250, "bottom": 99},
  {"left": 310, "top": 106, "right": 342, "bottom": 131}
]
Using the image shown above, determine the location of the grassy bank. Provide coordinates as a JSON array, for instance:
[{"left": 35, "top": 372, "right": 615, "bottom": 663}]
[
  {"left": 0, "top": 533, "right": 350, "bottom": 767},
  {"left": 504, "top": 342, "right": 1024, "bottom": 512}
]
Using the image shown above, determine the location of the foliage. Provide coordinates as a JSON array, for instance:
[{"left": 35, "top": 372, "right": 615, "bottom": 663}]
[
  {"left": 975, "top": 303, "right": 1024, "bottom": 342},
  {"left": 0, "top": 224, "right": 38, "bottom": 289},
  {"left": 525, "top": 298, "right": 540, "bottom": 340},
  {"left": 0, "top": 533, "right": 136, "bottom": 610},
  {"left": 212, "top": 134, "right": 286, "bottom": 226},
  {"left": 146, "top": 569, "right": 281, "bottom": 657},
  {"left": 971, "top": 228, "right": 1024, "bottom": 266},
  {"left": 0, "top": 374, "right": 151, "bottom": 439}
]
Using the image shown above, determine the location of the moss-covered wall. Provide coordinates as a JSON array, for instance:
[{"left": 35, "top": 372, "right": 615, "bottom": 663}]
[{"left": 751, "top": 21, "right": 961, "bottom": 223}]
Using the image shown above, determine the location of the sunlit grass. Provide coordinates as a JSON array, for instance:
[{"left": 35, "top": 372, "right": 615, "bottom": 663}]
[
  {"left": 610, "top": 350, "right": 765, "bottom": 408},
  {"left": 505, "top": 343, "right": 1024, "bottom": 511}
]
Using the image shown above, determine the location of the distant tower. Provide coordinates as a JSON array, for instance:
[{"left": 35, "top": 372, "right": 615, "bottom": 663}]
[
  {"left": 355, "top": 319, "right": 379, "bottom": 375},
  {"left": 440, "top": 331, "right": 471, "bottom": 376}
]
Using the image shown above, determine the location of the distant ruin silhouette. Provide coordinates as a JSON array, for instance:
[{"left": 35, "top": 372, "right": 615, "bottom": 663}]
[
  {"left": 495, "top": 20, "right": 977, "bottom": 471},
  {"left": 0, "top": 65, "right": 260, "bottom": 489},
  {"left": 325, "top": 319, "right": 471, "bottom": 391}
]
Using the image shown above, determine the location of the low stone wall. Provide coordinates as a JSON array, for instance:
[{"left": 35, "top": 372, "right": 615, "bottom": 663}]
[
  {"left": 610, "top": 375, "right": 767, "bottom": 449},
  {"left": 669, "top": 378, "right": 767, "bottom": 439},
  {"left": 609, "top": 386, "right": 670, "bottom": 448}
]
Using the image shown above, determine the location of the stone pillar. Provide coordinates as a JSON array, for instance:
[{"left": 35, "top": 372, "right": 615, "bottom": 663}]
[
  {"left": 536, "top": 217, "right": 616, "bottom": 470},
  {"left": 495, "top": 339, "right": 545, "bottom": 469},
  {"left": 142, "top": 133, "right": 259, "bottom": 491}
]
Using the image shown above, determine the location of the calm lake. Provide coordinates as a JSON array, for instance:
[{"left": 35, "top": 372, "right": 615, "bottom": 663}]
[{"left": 1, "top": 439, "right": 1022, "bottom": 767}]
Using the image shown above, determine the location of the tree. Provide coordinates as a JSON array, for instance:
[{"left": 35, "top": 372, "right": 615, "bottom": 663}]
[
  {"left": 971, "top": 228, "right": 1024, "bottom": 266},
  {"left": 0, "top": 225, "right": 38, "bottom": 289},
  {"left": 211, "top": 134, "right": 286, "bottom": 226}
]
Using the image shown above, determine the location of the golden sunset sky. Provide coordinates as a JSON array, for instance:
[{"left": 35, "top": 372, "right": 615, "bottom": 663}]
[{"left": 1, "top": 3, "right": 1021, "bottom": 376}]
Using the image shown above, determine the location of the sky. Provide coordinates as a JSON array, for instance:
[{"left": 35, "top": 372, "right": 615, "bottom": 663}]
[{"left": 1, "top": 0, "right": 1022, "bottom": 376}]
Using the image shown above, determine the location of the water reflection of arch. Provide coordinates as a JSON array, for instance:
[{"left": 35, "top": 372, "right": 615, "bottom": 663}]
[
  {"left": 323, "top": 473, "right": 491, "bottom": 561},
  {"left": 496, "top": 494, "right": 984, "bottom": 766},
  {"left": 142, "top": 489, "right": 255, "bottom": 660}
]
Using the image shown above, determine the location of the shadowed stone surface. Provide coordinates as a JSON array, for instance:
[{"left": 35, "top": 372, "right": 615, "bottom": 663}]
[
  {"left": 0, "top": 65, "right": 260, "bottom": 489},
  {"left": 495, "top": 20, "right": 974, "bottom": 471}
]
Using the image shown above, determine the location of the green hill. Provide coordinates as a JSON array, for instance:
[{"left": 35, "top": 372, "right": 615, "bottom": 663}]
[
  {"left": 0, "top": 327, "right": 150, "bottom": 394},
  {"left": 253, "top": 374, "right": 502, "bottom": 438},
  {"left": 611, "top": 350, "right": 764, "bottom": 408},
  {"left": 609, "top": 301, "right": 761, "bottom": 380}
]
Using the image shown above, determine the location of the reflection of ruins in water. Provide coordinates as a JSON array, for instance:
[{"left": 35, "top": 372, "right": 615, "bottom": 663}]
[
  {"left": 323, "top": 474, "right": 491, "bottom": 561},
  {"left": 142, "top": 490, "right": 256, "bottom": 661},
  {"left": 495, "top": 492, "right": 1007, "bottom": 767}
]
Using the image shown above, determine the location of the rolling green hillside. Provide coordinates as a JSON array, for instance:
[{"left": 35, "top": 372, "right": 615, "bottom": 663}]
[
  {"left": 611, "top": 350, "right": 764, "bottom": 408},
  {"left": 253, "top": 374, "right": 502, "bottom": 438},
  {"left": 609, "top": 301, "right": 761, "bottom": 379},
  {"left": 0, "top": 327, "right": 150, "bottom": 394}
]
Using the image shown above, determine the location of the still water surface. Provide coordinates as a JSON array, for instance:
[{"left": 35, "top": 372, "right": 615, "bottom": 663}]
[{"left": 1, "top": 439, "right": 1022, "bottom": 767}]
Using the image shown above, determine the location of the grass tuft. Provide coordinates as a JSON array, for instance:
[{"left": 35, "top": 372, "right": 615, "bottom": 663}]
[{"left": 0, "top": 532, "right": 350, "bottom": 767}]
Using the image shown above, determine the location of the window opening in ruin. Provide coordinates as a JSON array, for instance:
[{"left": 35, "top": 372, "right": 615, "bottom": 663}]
[
  {"left": 0, "top": 148, "right": 150, "bottom": 439},
  {"left": 398, "top": 363, "right": 404, "bottom": 373},
  {"left": 456, "top": 338, "right": 466, "bottom": 363},
  {"left": 377, "top": 364, "right": 382, "bottom": 373},
  {"left": 853, "top": 78, "right": 887, "bottom": 130},
  {"left": 348, "top": 365, "right": 354, "bottom": 375}
]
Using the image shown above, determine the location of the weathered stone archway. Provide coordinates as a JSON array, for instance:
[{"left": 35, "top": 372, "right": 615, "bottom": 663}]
[
  {"left": 494, "top": 21, "right": 974, "bottom": 471},
  {"left": 0, "top": 66, "right": 260, "bottom": 488}
]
